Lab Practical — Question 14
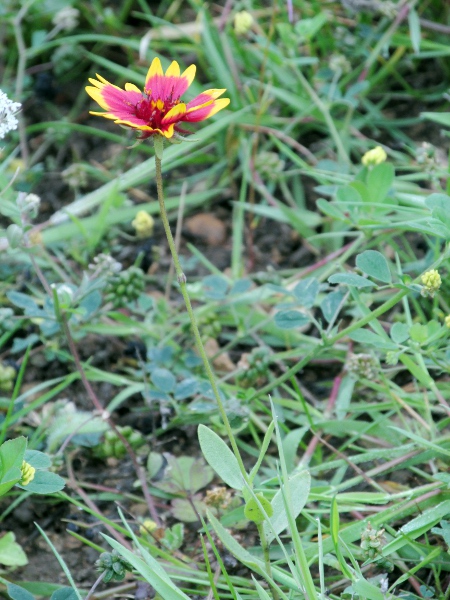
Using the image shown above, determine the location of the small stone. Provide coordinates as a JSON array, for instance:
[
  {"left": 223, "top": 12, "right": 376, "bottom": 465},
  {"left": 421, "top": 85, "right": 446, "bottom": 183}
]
[{"left": 185, "top": 213, "right": 226, "bottom": 246}]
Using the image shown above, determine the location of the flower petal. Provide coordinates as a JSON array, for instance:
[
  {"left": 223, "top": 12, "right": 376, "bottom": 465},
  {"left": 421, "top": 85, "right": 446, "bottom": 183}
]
[
  {"left": 145, "top": 61, "right": 196, "bottom": 101},
  {"left": 161, "top": 102, "right": 187, "bottom": 126},
  {"left": 145, "top": 57, "right": 163, "bottom": 83},
  {"left": 186, "top": 89, "right": 227, "bottom": 111},
  {"left": 181, "top": 64, "right": 196, "bottom": 87},
  {"left": 165, "top": 61, "right": 180, "bottom": 77},
  {"left": 184, "top": 97, "right": 230, "bottom": 122},
  {"left": 125, "top": 82, "right": 142, "bottom": 93},
  {"left": 86, "top": 75, "right": 142, "bottom": 117}
]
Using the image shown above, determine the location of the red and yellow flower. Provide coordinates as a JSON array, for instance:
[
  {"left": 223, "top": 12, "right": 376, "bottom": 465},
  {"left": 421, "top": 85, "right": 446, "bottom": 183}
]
[{"left": 86, "top": 57, "right": 230, "bottom": 139}]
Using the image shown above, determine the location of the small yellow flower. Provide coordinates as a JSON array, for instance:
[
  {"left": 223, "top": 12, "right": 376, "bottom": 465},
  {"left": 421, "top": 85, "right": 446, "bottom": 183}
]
[
  {"left": 132, "top": 210, "right": 154, "bottom": 238},
  {"left": 20, "top": 461, "right": 35, "bottom": 486},
  {"left": 139, "top": 519, "right": 157, "bottom": 536},
  {"left": 28, "top": 230, "right": 43, "bottom": 246},
  {"left": 234, "top": 11, "right": 254, "bottom": 35},
  {"left": 445, "top": 315, "right": 450, "bottom": 328},
  {"left": 421, "top": 269, "right": 442, "bottom": 298},
  {"left": 362, "top": 146, "right": 387, "bottom": 167}
]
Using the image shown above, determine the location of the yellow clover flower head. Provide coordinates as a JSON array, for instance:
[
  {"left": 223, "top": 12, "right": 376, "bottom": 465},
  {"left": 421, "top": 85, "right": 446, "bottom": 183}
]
[
  {"left": 444, "top": 315, "right": 450, "bottom": 328},
  {"left": 20, "top": 460, "right": 35, "bottom": 486},
  {"left": 234, "top": 11, "right": 254, "bottom": 35},
  {"left": 132, "top": 210, "right": 154, "bottom": 238},
  {"left": 362, "top": 146, "right": 387, "bottom": 167},
  {"left": 139, "top": 519, "right": 157, "bottom": 537},
  {"left": 420, "top": 269, "right": 442, "bottom": 298}
]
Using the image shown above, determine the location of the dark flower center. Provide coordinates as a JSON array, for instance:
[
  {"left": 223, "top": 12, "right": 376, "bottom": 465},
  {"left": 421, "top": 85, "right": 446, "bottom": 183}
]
[{"left": 134, "top": 95, "right": 179, "bottom": 128}]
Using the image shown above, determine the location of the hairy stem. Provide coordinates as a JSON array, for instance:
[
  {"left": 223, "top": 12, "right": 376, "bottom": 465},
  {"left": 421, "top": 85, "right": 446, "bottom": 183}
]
[{"left": 154, "top": 146, "right": 248, "bottom": 483}]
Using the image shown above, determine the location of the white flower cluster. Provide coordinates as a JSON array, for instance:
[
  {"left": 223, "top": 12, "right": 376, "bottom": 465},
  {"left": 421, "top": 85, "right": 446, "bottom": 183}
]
[
  {"left": 0, "top": 90, "right": 21, "bottom": 140},
  {"left": 52, "top": 6, "right": 80, "bottom": 31}
]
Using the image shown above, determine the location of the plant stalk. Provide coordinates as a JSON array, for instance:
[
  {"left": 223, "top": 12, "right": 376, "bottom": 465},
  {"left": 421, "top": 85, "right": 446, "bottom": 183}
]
[{"left": 154, "top": 144, "right": 248, "bottom": 484}]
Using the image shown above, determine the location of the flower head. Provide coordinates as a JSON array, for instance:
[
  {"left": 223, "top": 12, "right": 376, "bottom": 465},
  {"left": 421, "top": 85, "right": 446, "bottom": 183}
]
[
  {"left": 421, "top": 269, "right": 442, "bottom": 298},
  {"left": 361, "top": 145, "right": 387, "bottom": 167},
  {"left": 0, "top": 90, "right": 21, "bottom": 140},
  {"left": 86, "top": 57, "right": 230, "bottom": 140},
  {"left": 234, "top": 11, "right": 254, "bottom": 35},
  {"left": 20, "top": 461, "right": 35, "bottom": 486},
  {"left": 132, "top": 210, "right": 154, "bottom": 238}
]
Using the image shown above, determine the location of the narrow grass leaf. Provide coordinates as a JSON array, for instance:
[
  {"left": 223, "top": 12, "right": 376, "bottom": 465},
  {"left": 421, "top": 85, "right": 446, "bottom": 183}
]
[
  {"left": 252, "top": 576, "right": 277, "bottom": 600},
  {"left": 34, "top": 524, "right": 82, "bottom": 600},
  {"left": 104, "top": 535, "right": 190, "bottom": 600},
  {"left": 249, "top": 420, "right": 275, "bottom": 484},
  {"left": 408, "top": 9, "right": 421, "bottom": 53}
]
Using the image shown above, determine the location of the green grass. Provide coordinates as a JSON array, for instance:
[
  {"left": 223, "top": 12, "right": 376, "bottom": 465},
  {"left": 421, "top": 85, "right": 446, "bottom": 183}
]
[{"left": 0, "top": 0, "right": 450, "bottom": 598}]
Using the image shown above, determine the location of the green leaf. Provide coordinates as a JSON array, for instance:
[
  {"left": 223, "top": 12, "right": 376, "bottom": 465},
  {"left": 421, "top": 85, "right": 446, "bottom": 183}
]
[
  {"left": 0, "top": 437, "right": 27, "bottom": 494},
  {"left": 383, "top": 499, "right": 450, "bottom": 557},
  {"left": 252, "top": 577, "right": 274, "bottom": 600},
  {"left": 198, "top": 425, "right": 244, "bottom": 490},
  {"left": 0, "top": 533, "right": 27, "bottom": 567},
  {"left": 6, "top": 291, "right": 39, "bottom": 313},
  {"left": 6, "top": 584, "right": 35, "bottom": 600},
  {"left": 264, "top": 470, "right": 311, "bottom": 544},
  {"left": 328, "top": 273, "right": 375, "bottom": 288},
  {"left": 421, "top": 112, "right": 450, "bottom": 127},
  {"left": 244, "top": 494, "right": 273, "bottom": 524},
  {"left": 335, "top": 375, "right": 355, "bottom": 420},
  {"left": 24, "top": 449, "right": 52, "bottom": 469},
  {"left": 104, "top": 535, "right": 191, "bottom": 600},
  {"left": 151, "top": 368, "right": 176, "bottom": 393},
  {"left": 353, "top": 579, "right": 385, "bottom": 600},
  {"left": 293, "top": 278, "right": 319, "bottom": 308},
  {"left": 408, "top": 8, "right": 421, "bottom": 53},
  {"left": 202, "top": 275, "right": 229, "bottom": 300},
  {"left": 50, "top": 589, "right": 79, "bottom": 600},
  {"left": 367, "top": 163, "right": 395, "bottom": 203},
  {"left": 336, "top": 184, "right": 363, "bottom": 205},
  {"left": 16, "top": 470, "right": 65, "bottom": 494},
  {"left": 390, "top": 322, "right": 409, "bottom": 344},
  {"left": 206, "top": 511, "right": 261, "bottom": 569},
  {"left": 355, "top": 250, "right": 391, "bottom": 283},
  {"left": 409, "top": 323, "right": 428, "bottom": 344},
  {"left": 274, "top": 310, "right": 310, "bottom": 329},
  {"left": 295, "top": 12, "right": 328, "bottom": 40},
  {"left": 399, "top": 354, "right": 433, "bottom": 387},
  {"left": 316, "top": 199, "right": 347, "bottom": 221},
  {"left": 321, "top": 290, "right": 344, "bottom": 323},
  {"left": 281, "top": 427, "right": 308, "bottom": 472},
  {"left": 349, "top": 329, "right": 397, "bottom": 350}
]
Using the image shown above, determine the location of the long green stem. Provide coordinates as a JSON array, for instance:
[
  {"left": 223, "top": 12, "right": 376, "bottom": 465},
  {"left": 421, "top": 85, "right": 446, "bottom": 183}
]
[
  {"left": 154, "top": 148, "right": 248, "bottom": 483},
  {"left": 256, "top": 522, "right": 279, "bottom": 600}
]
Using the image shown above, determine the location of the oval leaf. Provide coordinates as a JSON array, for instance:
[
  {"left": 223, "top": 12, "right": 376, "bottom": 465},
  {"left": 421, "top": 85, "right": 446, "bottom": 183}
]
[
  {"left": 328, "top": 273, "right": 375, "bottom": 288},
  {"left": 274, "top": 310, "right": 310, "bottom": 330},
  {"left": 198, "top": 425, "right": 244, "bottom": 490},
  {"left": 244, "top": 494, "right": 273, "bottom": 524},
  {"left": 16, "top": 470, "right": 65, "bottom": 494},
  {"left": 151, "top": 368, "right": 176, "bottom": 393},
  {"left": 264, "top": 470, "right": 311, "bottom": 544},
  {"left": 355, "top": 250, "right": 391, "bottom": 283}
]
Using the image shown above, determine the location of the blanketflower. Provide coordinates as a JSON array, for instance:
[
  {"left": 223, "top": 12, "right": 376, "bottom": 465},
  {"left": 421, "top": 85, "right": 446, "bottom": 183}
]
[{"left": 86, "top": 57, "right": 230, "bottom": 139}]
